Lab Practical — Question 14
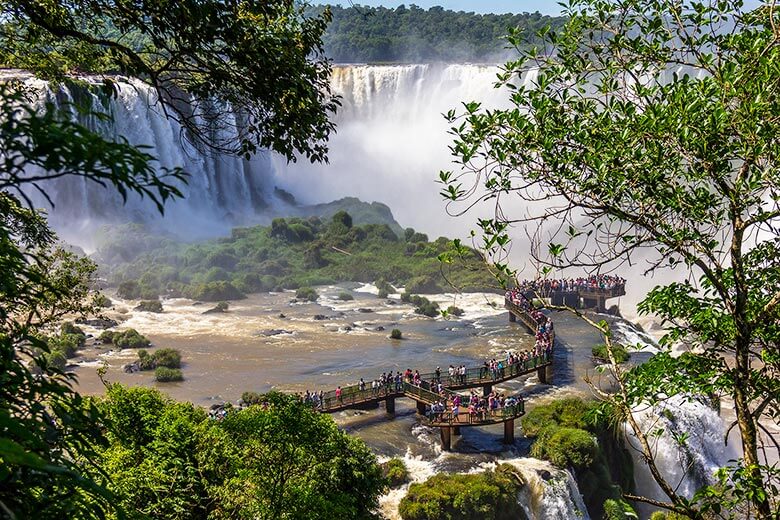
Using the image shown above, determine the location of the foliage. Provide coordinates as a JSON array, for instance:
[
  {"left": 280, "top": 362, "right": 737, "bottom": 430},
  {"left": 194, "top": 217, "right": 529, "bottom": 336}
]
[
  {"left": 100, "top": 328, "right": 150, "bottom": 349},
  {"left": 151, "top": 348, "right": 181, "bottom": 369},
  {"left": 201, "top": 391, "right": 384, "bottom": 519},
  {"left": 390, "top": 328, "right": 403, "bottom": 340},
  {"left": 95, "top": 386, "right": 384, "bottom": 519},
  {"left": 522, "top": 398, "right": 632, "bottom": 518},
  {"left": 531, "top": 427, "right": 598, "bottom": 470},
  {"left": 154, "top": 367, "right": 183, "bottom": 382},
  {"left": 309, "top": 4, "right": 565, "bottom": 63},
  {"left": 191, "top": 281, "right": 245, "bottom": 302},
  {"left": 445, "top": 305, "right": 464, "bottom": 317},
  {"left": 382, "top": 457, "right": 409, "bottom": 488},
  {"left": 398, "top": 464, "right": 525, "bottom": 520},
  {"left": 134, "top": 299, "right": 163, "bottom": 313},
  {"left": 592, "top": 344, "right": 630, "bottom": 364},
  {"left": 407, "top": 294, "right": 440, "bottom": 318},
  {"left": 0, "top": 192, "right": 115, "bottom": 518},
  {"left": 0, "top": 0, "right": 338, "bottom": 163},
  {"left": 337, "top": 292, "right": 354, "bottom": 301},
  {"left": 521, "top": 397, "right": 592, "bottom": 437},
  {"left": 96, "top": 217, "right": 498, "bottom": 299},
  {"left": 442, "top": 0, "right": 780, "bottom": 516},
  {"left": 603, "top": 499, "right": 638, "bottom": 520},
  {"left": 215, "top": 301, "right": 229, "bottom": 312},
  {"left": 296, "top": 286, "right": 319, "bottom": 302}
]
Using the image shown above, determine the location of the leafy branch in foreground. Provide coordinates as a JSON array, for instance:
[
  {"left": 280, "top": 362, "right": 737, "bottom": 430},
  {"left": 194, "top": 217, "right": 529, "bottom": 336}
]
[{"left": 442, "top": 0, "right": 780, "bottom": 517}]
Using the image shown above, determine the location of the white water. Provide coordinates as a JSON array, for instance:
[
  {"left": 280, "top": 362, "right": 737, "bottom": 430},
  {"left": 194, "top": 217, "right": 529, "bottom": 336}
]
[
  {"left": 627, "top": 394, "right": 736, "bottom": 515},
  {"left": 19, "top": 76, "right": 280, "bottom": 245}
]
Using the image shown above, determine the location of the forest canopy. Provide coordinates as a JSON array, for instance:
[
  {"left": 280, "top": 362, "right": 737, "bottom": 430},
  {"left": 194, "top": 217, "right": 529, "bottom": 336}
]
[{"left": 308, "top": 4, "right": 565, "bottom": 63}]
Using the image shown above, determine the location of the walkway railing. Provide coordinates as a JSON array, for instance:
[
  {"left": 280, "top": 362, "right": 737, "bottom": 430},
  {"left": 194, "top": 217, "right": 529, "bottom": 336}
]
[
  {"left": 423, "top": 395, "right": 526, "bottom": 426},
  {"left": 318, "top": 351, "right": 551, "bottom": 412}
]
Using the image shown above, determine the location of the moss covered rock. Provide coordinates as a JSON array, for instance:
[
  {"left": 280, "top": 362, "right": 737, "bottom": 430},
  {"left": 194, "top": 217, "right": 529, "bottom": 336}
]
[
  {"left": 381, "top": 458, "right": 409, "bottom": 488},
  {"left": 399, "top": 464, "right": 526, "bottom": 520}
]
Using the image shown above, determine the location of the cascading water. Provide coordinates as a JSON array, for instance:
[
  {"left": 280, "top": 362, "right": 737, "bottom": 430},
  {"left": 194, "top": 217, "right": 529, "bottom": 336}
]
[
  {"left": 627, "top": 394, "right": 737, "bottom": 516},
  {"left": 17, "top": 75, "right": 279, "bottom": 245},
  {"left": 272, "top": 64, "right": 531, "bottom": 240}
]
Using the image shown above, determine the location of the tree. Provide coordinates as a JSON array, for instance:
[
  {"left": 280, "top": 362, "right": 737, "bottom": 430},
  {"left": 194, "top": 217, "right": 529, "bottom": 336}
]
[
  {"left": 0, "top": 0, "right": 338, "bottom": 163},
  {"left": 441, "top": 1, "right": 779, "bottom": 518},
  {"left": 0, "top": 1, "right": 342, "bottom": 516}
]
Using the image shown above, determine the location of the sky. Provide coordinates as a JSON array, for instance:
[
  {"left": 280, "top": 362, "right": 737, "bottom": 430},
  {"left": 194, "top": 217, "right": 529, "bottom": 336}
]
[{"left": 310, "top": 0, "right": 764, "bottom": 16}]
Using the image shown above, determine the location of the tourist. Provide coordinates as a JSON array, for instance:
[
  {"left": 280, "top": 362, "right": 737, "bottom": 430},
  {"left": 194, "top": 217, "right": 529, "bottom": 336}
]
[{"left": 336, "top": 386, "right": 342, "bottom": 403}]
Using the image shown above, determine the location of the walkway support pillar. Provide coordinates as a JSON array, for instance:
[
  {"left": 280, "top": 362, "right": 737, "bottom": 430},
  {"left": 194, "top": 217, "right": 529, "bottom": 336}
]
[
  {"left": 482, "top": 384, "right": 492, "bottom": 397},
  {"left": 417, "top": 401, "right": 427, "bottom": 415},
  {"left": 537, "top": 364, "right": 553, "bottom": 385},
  {"left": 509, "top": 311, "right": 516, "bottom": 323},
  {"left": 453, "top": 426, "right": 461, "bottom": 436},
  {"left": 440, "top": 427, "right": 452, "bottom": 451},
  {"left": 503, "top": 419, "right": 515, "bottom": 444},
  {"left": 385, "top": 396, "right": 395, "bottom": 415}
]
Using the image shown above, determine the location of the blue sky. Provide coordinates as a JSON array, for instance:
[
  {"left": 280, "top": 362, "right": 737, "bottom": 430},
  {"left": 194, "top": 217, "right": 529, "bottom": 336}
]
[{"left": 310, "top": 0, "right": 763, "bottom": 16}]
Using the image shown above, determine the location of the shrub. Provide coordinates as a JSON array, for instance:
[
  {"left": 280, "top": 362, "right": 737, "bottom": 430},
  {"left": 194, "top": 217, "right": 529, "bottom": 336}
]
[
  {"left": 446, "top": 305, "right": 464, "bottom": 317},
  {"left": 241, "top": 391, "right": 265, "bottom": 405},
  {"left": 376, "top": 279, "right": 394, "bottom": 299},
  {"left": 382, "top": 458, "right": 409, "bottom": 487},
  {"left": 204, "top": 267, "right": 231, "bottom": 282},
  {"left": 45, "top": 350, "right": 67, "bottom": 371},
  {"left": 337, "top": 292, "right": 354, "bottom": 301},
  {"left": 152, "top": 348, "right": 181, "bottom": 369},
  {"left": 592, "top": 343, "right": 631, "bottom": 363},
  {"left": 405, "top": 275, "right": 443, "bottom": 294},
  {"left": 411, "top": 296, "right": 439, "bottom": 318},
  {"left": 603, "top": 499, "right": 638, "bottom": 520},
  {"left": 399, "top": 464, "right": 524, "bottom": 520},
  {"left": 135, "top": 300, "right": 163, "bottom": 313},
  {"left": 155, "top": 367, "right": 183, "bottom": 382},
  {"left": 531, "top": 427, "right": 598, "bottom": 470},
  {"left": 117, "top": 280, "right": 141, "bottom": 299},
  {"left": 191, "top": 281, "right": 245, "bottom": 302},
  {"left": 331, "top": 210, "right": 353, "bottom": 229},
  {"left": 295, "top": 286, "right": 318, "bottom": 302},
  {"left": 390, "top": 328, "right": 402, "bottom": 340},
  {"left": 61, "top": 322, "right": 84, "bottom": 336},
  {"left": 215, "top": 301, "right": 229, "bottom": 312},
  {"left": 520, "top": 397, "right": 592, "bottom": 437},
  {"left": 113, "top": 329, "right": 151, "bottom": 349},
  {"left": 51, "top": 333, "right": 86, "bottom": 358},
  {"left": 400, "top": 291, "right": 412, "bottom": 303},
  {"left": 96, "top": 293, "right": 113, "bottom": 308},
  {"left": 99, "top": 330, "right": 117, "bottom": 344}
]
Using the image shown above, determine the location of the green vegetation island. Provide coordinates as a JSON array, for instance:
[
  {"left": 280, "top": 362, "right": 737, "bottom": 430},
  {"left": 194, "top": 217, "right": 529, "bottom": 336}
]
[{"left": 96, "top": 200, "right": 499, "bottom": 303}]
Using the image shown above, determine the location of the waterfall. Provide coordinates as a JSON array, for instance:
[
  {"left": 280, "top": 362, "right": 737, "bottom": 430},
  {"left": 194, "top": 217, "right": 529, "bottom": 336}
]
[
  {"left": 273, "top": 64, "right": 527, "bottom": 242},
  {"left": 627, "top": 394, "right": 737, "bottom": 516},
  {"left": 16, "top": 75, "right": 279, "bottom": 246}
]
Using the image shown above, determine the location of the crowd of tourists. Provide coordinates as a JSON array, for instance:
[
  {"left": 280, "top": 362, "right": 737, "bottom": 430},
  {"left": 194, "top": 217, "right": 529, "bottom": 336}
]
[
  {"left": 505, "top": 288, "right": 555, "bottom": 356},
  {"left": 427, "top": 390, "right": 523, "bottom": 423},
  {"left": 304, "top": 288, "right": 555, "bottom": 416},
  {"left": 516, "top": 274, "right": 625, "bottom": 295}
]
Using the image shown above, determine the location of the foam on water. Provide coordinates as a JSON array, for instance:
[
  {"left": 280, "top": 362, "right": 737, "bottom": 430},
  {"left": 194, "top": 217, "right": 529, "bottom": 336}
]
[{"left": 612, "top": 319, "right": 660, "bottom": 353}]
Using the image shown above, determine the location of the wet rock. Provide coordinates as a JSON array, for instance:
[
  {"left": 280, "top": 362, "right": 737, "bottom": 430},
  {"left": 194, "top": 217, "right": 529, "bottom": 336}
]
[
  {"left": 134, "top": 300, "right": 163, "bottom": 313},
  {"left": 76, "top": 318, "right": 118, "bottom": 329},
  {"left": 313, "top": 314, "right": 328, "bottom": 321},
  {"left": 122, "top": 362, "right": 140, "bottom": 373},
  {"left": 374, "top": 326, "right": 385, "bottom": 332},
  {"left": 386, "top": 300, "right": 398, "bottom": 305},
  {"left": 341, "top": 326, "right": 352, "bottom": 332},
  {"left": 357, "top": 308, "right": 373, "bottom": 313},
  {"left": 256, "top": 329, "right": 293, "bottom": 337},
  {"left": 278, "top": 313, "right": 286, "bottom": 319},
  {"left": 538, "top": 469, "right": 553, "bottom": 481}
]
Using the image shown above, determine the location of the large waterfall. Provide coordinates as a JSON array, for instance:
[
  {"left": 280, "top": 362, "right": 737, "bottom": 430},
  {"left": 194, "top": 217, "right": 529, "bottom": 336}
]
[
  {"left": 22, "top": 65, "right": 519, "bottom": 246},
  {"left": 20, "top": 75, "right": 280, "bottom": 245},
  {"left": 273, "top": 64, "right": 518, "bottom": 239}
]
